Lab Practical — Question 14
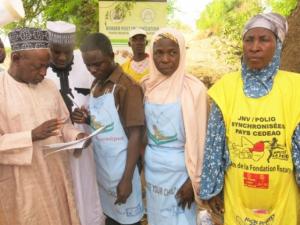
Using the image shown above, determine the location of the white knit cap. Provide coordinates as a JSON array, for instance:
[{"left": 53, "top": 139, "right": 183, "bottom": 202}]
[{"left": 47, "top": 21, "right": 76, "bottom": 45}]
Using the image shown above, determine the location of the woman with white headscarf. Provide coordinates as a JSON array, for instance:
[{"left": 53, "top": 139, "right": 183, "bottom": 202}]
[
  {"left": 141, "top": 28, "right": 208, "bottom": 225},
  {"left": 200, "top": 13, "right": 300, "bottom": 224}
]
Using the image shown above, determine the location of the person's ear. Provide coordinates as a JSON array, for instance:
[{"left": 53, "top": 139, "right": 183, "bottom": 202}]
[
  {"left": 11, "top": 52, "right": 22, "bottom": 63},
  {"left": 111, "top": 52, "right": 115, "bottom": 60},
  {"left": 128, "top": 41, "right": 131, "bottom": 47},
  {"left": 145, "top": 40, "right": 148, "bottom": 46}
]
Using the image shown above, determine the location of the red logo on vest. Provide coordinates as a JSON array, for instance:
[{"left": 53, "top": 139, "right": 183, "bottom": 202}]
[{"left": 243, "top": 172, "right": 269, "bottom": 189}]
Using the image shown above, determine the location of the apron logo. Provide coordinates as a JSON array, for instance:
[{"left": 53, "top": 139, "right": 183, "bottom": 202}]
[
  {"left": 147, "top": 125, "right": 177, "bottom": 145},
  {"left": 147, "top": 109, "right": 179, "bottom": 145},
  {"left": 230, "top": 137, "right": 288, "bottom": 162},
  {"left": 243, "top": 172, "right": 269, "bottom": 189},
  {"left": 91, "top": 115, "right": 114, "bottom": 133}
]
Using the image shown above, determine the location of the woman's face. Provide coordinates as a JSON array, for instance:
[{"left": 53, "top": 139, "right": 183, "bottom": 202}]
[
  {"left": 153, "top": 38, "right": 180, "bottom": 76},
  {"left": 243, "top": 27, "right": 276, "bottom": 70}
]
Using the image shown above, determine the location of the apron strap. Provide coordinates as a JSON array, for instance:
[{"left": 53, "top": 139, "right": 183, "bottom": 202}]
[
  {"left": 91, "top": 80, "right": 101, "bottom": 97},
  {"left": 111, "top": 84, "right": 117, "bottom": 94}
]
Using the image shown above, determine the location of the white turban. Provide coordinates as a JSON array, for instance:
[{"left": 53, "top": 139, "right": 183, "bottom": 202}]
[{"left": 243, "top": 12, "right": 288, "bottom": 42}]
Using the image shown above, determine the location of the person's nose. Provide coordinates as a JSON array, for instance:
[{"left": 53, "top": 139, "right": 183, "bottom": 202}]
[
  {"left": 58, "top": 53, "right": 67, "bottom": 62},
  {"left": 161, "top": 53, "right": 169, "bottom": 63},
  {"left": 88, "top": 65, "right": 97, "bottom": 75},
  {"left": 40, "top": 66, "right": 48, "bottom": 77},
  {"left": 250, "top": 40, "right": 260, "bottom": 52}
]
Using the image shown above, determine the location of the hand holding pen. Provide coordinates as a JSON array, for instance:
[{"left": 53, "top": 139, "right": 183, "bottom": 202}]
[
  {"left": 67, "top": 94, "right": 90, "bottom": 124},
  {"left": 72, "top": 106, "right": 90, "bottom": 124}
]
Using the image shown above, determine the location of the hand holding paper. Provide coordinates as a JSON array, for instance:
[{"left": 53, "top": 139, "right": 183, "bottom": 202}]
[{"left": 43, "top": 126, "right": 104, "bottom": 156}]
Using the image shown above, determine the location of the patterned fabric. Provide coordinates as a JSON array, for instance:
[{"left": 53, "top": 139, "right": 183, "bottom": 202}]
[
  {"left": 131, "top": 56, "right": 149, "bottom": 74},
  {"left": 241, "top": 40, "right": 282, "bottom": 98},
  {"left": 200, "top": 102, "right": 230, "bottom": 199},
  {"left": 292, "top": 126, "right": 300, "bottom": 184},
  {"left": 8, "top": 28, "right": 48, "bottom": 52}
]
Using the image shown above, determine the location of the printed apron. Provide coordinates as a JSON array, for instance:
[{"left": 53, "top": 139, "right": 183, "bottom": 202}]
[
  {"left": 89, "top": 85, "right": 144, "bottom": 224},
  {"left": 144, "top": 101, "right": 197, "bottom": 225},
  {"left": 208, "top": 72, "right": 300, "bottom": 225}
]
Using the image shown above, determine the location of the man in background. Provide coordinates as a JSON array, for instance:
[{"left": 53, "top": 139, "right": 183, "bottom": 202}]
[
  {"left": 46, "top": 21, "right": 105, "bottom": 225},
  {"left": 121, "top": 28, "right": 149, "bottom": 82}
]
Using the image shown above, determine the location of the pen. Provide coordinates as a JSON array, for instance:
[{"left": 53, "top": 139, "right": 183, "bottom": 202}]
[
  {"left": 67, "top": 93, "right": 79, "bottom": 108},
  {"left": 67, "top": 94, "right": 88, "bottom": 118}
]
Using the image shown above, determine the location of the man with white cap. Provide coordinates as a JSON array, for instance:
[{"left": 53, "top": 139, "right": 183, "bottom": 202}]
[
  {"left": 121, "top": 28, "right": 149, "bottom": 82},
  {"left": 0, "top": 27, "right": 85, "bottom": 225},
  {"left": 200, "top": 13, "right": 300, "bottom": 224},
  {"left": 46, "top": 21, "right": 105, "bottom": 225}
]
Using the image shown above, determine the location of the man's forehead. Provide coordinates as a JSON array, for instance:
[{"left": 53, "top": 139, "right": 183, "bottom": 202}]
[
  {"left": 20, "top": 48, "right": 49, "bottom": 57},
  {"left": 49, "top": 42, "right": 74, "bottom": 51}
]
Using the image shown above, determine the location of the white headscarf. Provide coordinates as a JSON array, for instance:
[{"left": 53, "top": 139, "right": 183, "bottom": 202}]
[
  {"left": 143, "top": 28, "right": 186, "bottom": 104},
  {"left": 243, "top": 12, "right": 288, "bottom": 42}
]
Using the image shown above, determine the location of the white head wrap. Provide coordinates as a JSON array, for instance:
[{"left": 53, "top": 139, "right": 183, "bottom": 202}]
[{"left": 243, "top": 12, "right": 288, "bottom": 42}]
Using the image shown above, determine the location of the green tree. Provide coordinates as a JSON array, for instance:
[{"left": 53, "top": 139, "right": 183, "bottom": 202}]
[
  {"left": 196, "top": 0, "right": 298, "bottom": 69},
  {"left": 266, "top": 0, "right": 298, "bottom": 16},
  {"left": 196, "top": 0, "right": 263, "bottom": 69},
  {"left": 44, "top": 0, "right": 99, "bottom": 47},
  {"left": 2, "top": 0, "right": 137, "bottom": 46}
]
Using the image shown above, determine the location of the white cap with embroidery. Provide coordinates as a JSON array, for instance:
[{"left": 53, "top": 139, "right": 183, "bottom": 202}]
[{"left": 47, "top": 21, "right": 76, "bottom": 45}]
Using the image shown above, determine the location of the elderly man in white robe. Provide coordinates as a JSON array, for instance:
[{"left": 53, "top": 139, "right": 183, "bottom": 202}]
[
  {"left": 0, "top": 27, "right": 85, "bottom": 225},
  {"left": 46, "top": 21, "right": 105, "bottom": 225}
]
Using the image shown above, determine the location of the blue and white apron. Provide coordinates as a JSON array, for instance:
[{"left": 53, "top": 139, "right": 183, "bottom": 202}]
[
  {"left": 144, "top": 101, "right": 197, "bottom": 225},
  {"left": 89, "top": 84, "right": 144, "bottom": 224}
]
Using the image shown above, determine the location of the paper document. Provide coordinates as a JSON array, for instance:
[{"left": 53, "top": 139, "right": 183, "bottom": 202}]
[{"left": 43, "top": 126, "right": 104, "bottom": 151}]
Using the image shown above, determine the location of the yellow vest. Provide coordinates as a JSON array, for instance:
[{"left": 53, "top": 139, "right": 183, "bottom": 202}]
[
  {"left": 121, "top": 58, "right": 149, "bottom": 82},
  {"left": 209, "top": 70, "right": 300, "bottom": 225}
]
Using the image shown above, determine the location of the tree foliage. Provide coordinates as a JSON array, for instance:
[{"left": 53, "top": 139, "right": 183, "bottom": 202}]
[
  {"left": 267, "top": 0, "right": 298, "bottom": 16},
  {"left": 2, "top": 0, "right": 138, "bottom": 47},
  {"left": 196, "top": 0, "right": 298, "bottom": 69},
  {"left": 44, "top": 0, "right": 99, "bottom": 47}
]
